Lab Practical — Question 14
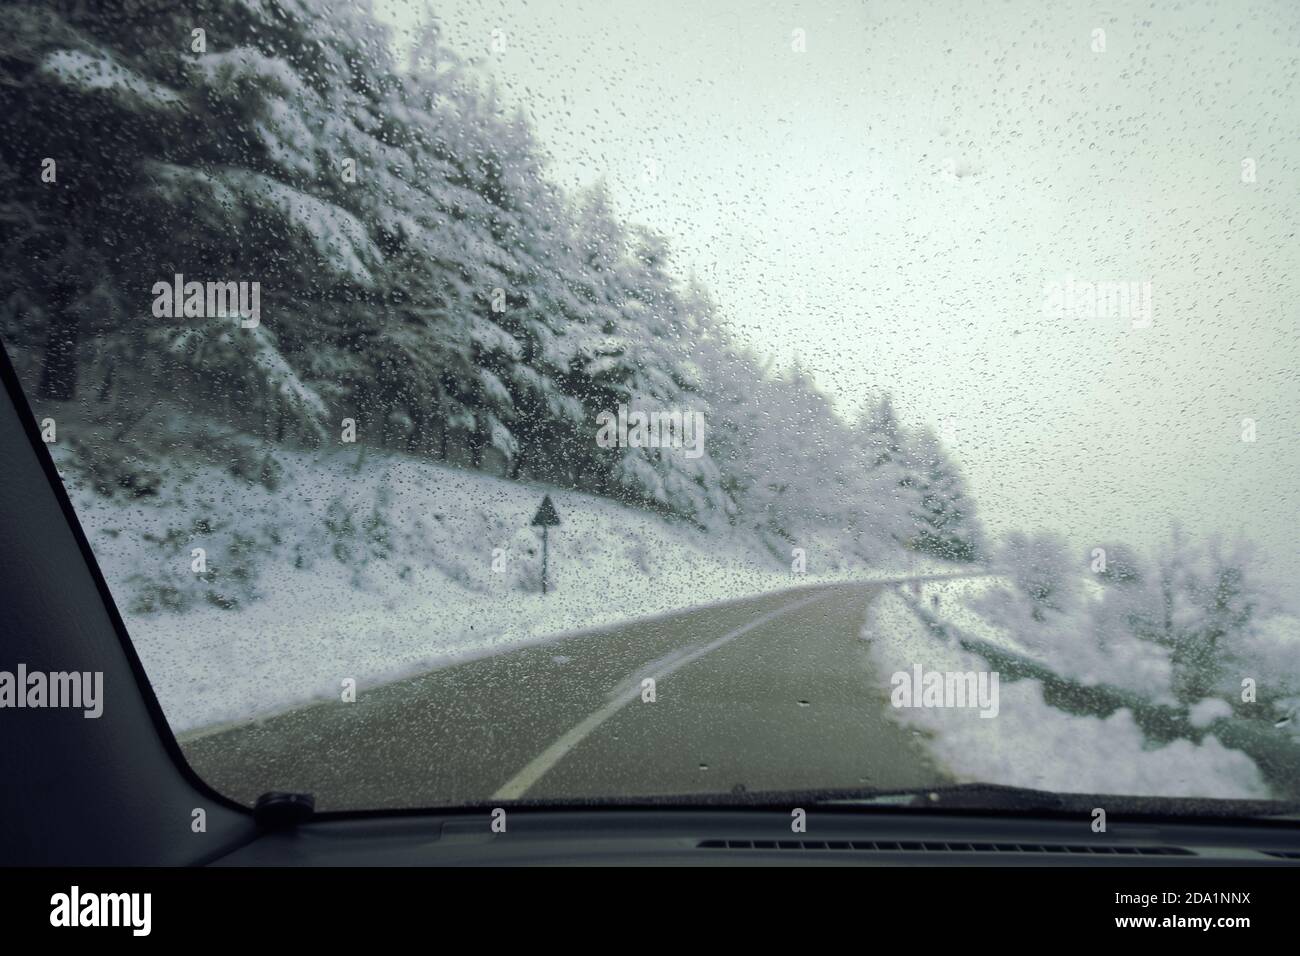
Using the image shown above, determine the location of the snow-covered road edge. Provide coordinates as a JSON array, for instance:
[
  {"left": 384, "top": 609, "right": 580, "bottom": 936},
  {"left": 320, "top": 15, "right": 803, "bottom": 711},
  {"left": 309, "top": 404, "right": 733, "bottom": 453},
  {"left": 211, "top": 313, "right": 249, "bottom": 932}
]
[{"left": 860, "top": 585, "right": 1272, "bottom": 800}]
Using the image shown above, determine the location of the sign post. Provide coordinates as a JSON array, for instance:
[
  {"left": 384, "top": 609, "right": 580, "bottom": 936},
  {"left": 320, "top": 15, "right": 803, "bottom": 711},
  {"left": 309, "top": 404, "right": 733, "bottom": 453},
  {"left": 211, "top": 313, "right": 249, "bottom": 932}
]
[{"left": 530, "top": 495, "right": 561, "bottom": 595}]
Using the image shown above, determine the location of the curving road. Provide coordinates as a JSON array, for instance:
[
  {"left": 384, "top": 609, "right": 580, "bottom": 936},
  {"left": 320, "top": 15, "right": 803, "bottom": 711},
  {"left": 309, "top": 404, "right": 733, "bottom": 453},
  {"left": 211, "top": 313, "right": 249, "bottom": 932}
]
[{"left": 181, "top": 581, "right": 953, "bottom": 811}]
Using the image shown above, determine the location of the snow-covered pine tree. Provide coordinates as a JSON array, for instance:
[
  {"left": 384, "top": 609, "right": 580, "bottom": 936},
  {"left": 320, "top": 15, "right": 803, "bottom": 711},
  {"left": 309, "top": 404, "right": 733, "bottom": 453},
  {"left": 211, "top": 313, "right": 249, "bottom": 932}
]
[
  {"left": 563, "top": 196, "right": 732, "bottom": 523},
  {"left": 898, "top": 427, "right": 984, "bottom": 562},
  {"left": 0, "top": 1, "right": 190, "bottom": 399},
  {"left": 858, "top": 394, "right": 906, "bottom": 468},
  {"left": 0, "top": 0, "right": 393, "bottom": 435}
]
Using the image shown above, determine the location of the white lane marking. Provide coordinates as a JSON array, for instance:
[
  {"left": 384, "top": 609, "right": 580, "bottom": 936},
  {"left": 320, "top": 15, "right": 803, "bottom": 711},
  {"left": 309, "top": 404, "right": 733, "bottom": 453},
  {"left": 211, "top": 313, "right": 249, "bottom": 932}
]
[
  {"left": 491, "top": 590, "right": 834, "bottom": 800},
  {"left": 602, "top": 643, "right": 699, "bottom": 702}
]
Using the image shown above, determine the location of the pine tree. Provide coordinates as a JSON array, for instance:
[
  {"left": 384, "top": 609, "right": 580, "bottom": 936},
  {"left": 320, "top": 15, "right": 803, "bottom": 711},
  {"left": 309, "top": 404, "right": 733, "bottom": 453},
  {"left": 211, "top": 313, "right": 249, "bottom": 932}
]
[
  {"left": 0, "top": 0, "right": 393, "bottom": 426},
  {"left": 898, "top": 428, "right": 983, "bottom": 562}
]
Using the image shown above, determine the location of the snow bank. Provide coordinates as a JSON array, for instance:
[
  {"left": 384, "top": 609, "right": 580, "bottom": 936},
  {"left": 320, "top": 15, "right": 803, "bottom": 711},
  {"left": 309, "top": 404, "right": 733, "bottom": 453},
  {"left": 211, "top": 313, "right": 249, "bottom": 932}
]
[
  {"left": 860, "top": 588, "right": 1270, "bottom": 799},
  {"left": 953, "top": 575, "right": 1178, "bottom": 700}
]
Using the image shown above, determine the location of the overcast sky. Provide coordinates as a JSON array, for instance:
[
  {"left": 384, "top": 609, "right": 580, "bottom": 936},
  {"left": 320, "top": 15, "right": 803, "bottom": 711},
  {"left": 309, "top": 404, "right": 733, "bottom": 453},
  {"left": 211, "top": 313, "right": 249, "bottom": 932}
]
[{"left": 377, "top": 0, "right": 1299, "bottom": 588}]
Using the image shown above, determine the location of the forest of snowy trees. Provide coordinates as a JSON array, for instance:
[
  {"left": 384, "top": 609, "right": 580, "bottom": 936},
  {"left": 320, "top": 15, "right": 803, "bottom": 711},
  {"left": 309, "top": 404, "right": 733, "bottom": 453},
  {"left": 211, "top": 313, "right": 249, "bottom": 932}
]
[{"left": 0, "top": 0, "right": 983, "bottom": 565}]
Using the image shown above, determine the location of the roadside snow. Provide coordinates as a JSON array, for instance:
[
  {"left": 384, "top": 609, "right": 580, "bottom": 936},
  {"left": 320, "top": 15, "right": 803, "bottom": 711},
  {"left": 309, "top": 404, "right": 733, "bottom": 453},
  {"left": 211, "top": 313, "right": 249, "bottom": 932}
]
[
  {"left": 897, "top": 575, "right": 1035, "bottom": 657},
  {"left": 860, "top": 588, "right": 1270, "bottom": 800},
  {"left": 1189, "top": 698, "right": 1235, "bottom": 729},
  {"left": 930, "top": 575, "right": 1177, "bottom": 701}
]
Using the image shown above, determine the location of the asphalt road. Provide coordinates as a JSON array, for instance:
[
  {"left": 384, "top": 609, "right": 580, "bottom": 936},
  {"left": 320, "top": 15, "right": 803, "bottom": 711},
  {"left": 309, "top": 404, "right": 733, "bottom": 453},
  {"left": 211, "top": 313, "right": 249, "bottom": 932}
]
[{"left": 182, "top": 581, "right": 951, "bottom": 811}]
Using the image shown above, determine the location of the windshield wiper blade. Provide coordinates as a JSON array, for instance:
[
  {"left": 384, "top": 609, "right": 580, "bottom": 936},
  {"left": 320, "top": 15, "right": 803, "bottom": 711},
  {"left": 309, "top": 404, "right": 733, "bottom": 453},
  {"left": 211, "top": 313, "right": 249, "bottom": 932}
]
[
  {"left": 816, "top": 783, "right": 1070, "bottom": 811},
  {"left": 815, "top": 783, "right": 1300, "bottom": 818}
]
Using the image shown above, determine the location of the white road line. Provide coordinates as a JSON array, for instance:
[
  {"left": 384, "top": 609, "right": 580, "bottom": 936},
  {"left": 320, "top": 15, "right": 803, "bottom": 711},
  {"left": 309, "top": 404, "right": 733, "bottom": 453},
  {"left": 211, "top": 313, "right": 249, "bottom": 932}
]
[
  {"left": 491, "top": 589, "right": 834, "bottom": 800},
  {"left": 602, "top": 643, "right": 697, "bottom": 702}
]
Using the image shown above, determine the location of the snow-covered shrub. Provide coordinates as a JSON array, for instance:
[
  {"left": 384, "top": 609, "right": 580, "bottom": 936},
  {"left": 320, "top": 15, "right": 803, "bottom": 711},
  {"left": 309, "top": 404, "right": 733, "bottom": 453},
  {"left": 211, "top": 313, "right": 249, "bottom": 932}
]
[
  {"left": 966, "top": 529, "right": 1296, "bottom": 720},
  {"left": 994, "top": 531, "right": 1080, "bottom": 622},
  {"left": 62, "top": 432, "right": 164, "bottom": 499}
]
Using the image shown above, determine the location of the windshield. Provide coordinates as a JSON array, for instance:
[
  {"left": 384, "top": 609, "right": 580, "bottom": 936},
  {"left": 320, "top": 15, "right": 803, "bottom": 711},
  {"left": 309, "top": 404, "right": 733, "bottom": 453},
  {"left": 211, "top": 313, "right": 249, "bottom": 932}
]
[{"left": 2, "top": 0, "right": 1297, "bottom": 814}]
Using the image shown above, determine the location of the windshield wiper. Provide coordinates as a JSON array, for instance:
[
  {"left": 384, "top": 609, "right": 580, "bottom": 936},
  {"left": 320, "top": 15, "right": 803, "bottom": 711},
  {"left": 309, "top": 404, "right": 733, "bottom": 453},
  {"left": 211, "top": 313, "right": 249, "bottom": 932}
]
[
  {"left": 816, "top": 782, "right": 1068, "bottom": 811},
  {"left": 815, "top": 783, "right": 1300, "bottom": 819}
]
